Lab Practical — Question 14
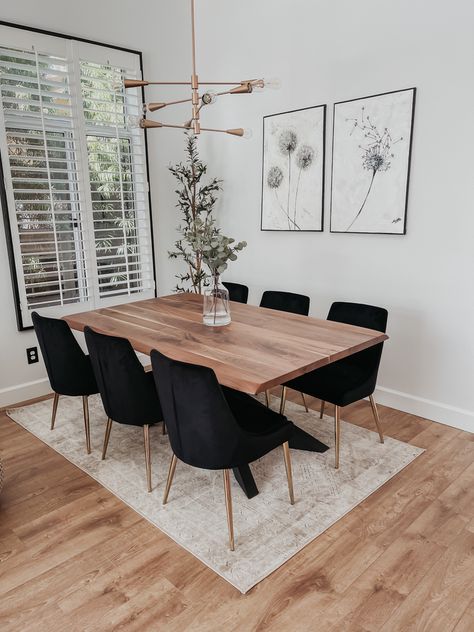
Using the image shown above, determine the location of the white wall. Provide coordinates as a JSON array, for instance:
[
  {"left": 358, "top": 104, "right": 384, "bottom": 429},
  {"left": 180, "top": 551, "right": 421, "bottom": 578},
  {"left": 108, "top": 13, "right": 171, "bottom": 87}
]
[{"left": 1, "top": 1, "right": 473, "bottom": 434}]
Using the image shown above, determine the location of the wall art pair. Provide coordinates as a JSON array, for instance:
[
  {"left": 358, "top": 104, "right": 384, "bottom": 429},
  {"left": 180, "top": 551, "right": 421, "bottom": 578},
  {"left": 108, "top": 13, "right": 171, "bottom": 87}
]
[{"left": 261, "top": 88, "right": 416, "bottom": 235}]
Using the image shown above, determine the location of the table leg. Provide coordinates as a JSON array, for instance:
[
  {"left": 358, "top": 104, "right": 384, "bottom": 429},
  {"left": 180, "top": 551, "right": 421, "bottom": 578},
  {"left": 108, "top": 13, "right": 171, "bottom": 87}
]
[
  {"left": 289, "top": 426, "right": 329, "bottom": 453},
  {"left": 233, "top": 464, "right": 259, "bottom": 499}
]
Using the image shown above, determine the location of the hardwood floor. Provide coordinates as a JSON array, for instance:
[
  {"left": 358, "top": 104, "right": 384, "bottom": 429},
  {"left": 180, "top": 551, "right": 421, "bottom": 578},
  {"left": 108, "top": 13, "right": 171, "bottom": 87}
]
[{"left": 0, "top": 393, "right": 473, "bottom": 631}]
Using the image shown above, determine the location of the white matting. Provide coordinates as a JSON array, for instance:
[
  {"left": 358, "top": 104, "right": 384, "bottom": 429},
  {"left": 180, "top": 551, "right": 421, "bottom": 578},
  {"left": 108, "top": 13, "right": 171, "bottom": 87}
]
[{"left": 7, "top": 395, "right": 423, "bottom": 594}]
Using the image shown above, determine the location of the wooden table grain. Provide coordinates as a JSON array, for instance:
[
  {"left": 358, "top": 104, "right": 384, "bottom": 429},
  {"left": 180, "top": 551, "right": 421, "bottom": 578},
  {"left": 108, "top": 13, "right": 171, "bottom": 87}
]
[{"left": 65, "top": 293, "right": 388, "bottom": 395}]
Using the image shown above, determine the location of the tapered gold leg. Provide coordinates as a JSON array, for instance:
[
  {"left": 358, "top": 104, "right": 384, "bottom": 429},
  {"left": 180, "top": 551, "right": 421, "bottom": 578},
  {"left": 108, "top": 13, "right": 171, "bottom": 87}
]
[
  {"left": 162, "top": 420, "right": 167, "bottom": 435},
  {"left": 82, "top": 395, "right": 91, "bottom": 454},
  {"left": 223, "top": 469, "right": 235, "bottom": 551},
  {"left": 282, "top": 441, "right": 295, "bottom": 505},
  {"left": 143, "top": 424, "right": 152, "bottom": 492},
  {"left": 320, "top": 400, "right": 325, "bottom": 419},
  {"left": 369, "top": 395, "right": 384, "bottom": 444},
  {"left": 300, "top": 392, "right": 309, "bottom": 412},
  {"left": 102, "top": 417, "right": 113, "bottom": 460},
  {"left": 334, "top": 405, "right": 341, "bottom": 469},
  {"left": 265, "top": 390, "right": 270, "bottom": 408},
  {"left": 280, "top": 386, "right": 287, "bottom": 415},
  {"left": 51, "top": 392, "right": 59, "bottom": 430},
  {"left": 163, "top": 454, "right": 178, "bottom": 505}
]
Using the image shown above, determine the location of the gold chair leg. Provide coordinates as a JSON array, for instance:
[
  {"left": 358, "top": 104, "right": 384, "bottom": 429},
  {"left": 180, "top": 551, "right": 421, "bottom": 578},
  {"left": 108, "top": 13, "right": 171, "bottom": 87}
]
[
  {"left": 334, "top": 405, "right": 341, "bottom": 469},
  {"left": 282, "top": 441, "right": 295, "bottom": 505},
  {"left": 265, "top": 390, "right": 270, "bottom": 408},
  {"left": 280, "top": 386, "right": 287, "bottom": 415},
  {"left": 163, "top": 454, "right": 178, "bottom": 504},
  {"left": 102, "top": 418, "right": 113, "bottom": 460},
  {"left": 51, "top": 392, "right": 59, "bottom": 430},
  {"left": 300, "top": 392, "right": 309, "bottom": 412},
  {"left": 369, "top": 395, "right": 384, "bottom": 444},
  {"left": 162, "top": 420, "right": 167, "bottom": 435},
  {"left": 143, "top": 424, "right": 152, "bottom": 493},
  {"left": 320, "top": 400, "right": 325, "bottom": 419},
  {"left": 82, "top": 395, "right": 91, "bottom": 454},
  {"left": 223, "top": 469, "right": 235, "bottom": 551}
]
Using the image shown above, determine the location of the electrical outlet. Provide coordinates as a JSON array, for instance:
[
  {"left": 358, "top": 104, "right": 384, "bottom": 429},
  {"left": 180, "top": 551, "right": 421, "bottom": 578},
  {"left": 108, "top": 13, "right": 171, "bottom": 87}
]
[{"left": 27, "top": 346, "right": 39, "bottom": 364}]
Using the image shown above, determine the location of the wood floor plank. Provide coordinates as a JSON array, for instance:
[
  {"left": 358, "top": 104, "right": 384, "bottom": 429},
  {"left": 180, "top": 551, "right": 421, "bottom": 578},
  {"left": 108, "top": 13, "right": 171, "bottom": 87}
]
[
  {"left": 379, "top": 528, "right": 474, "bottom": 632},
  {"left": 1, "top": 398, "right": 473, "bottom": 631},
  {"left": 453, "top": 598, "right": 474, "bottom": 632}
]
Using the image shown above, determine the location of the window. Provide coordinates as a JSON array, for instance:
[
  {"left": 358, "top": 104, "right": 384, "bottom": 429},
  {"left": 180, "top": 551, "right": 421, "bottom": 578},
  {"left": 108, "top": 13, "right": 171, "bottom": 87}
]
[{"left": 0, "top": 24, "right": 154, "bottom": 329}]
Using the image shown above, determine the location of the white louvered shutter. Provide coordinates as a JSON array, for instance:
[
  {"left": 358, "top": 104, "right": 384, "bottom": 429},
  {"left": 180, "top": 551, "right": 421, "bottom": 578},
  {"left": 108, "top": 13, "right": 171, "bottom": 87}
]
[
  {"left": 0, "top": 45, "right": 89, "bottom": 313},
  {"left": 0, "top": 26, "right": 154, "bottom": 329}
]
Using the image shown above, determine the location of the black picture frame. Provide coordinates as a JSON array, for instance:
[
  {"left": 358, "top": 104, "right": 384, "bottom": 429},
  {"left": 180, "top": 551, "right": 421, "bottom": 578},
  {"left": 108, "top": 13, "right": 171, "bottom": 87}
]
[
  {"left": 329, "top": 87, "right": 416, "bottom": 235},
  {"left": 0, "top": 20, "right": 156, "bottom": 331},
  {"left": 260, "top": 103, "right": 326, "bottom": 233}
]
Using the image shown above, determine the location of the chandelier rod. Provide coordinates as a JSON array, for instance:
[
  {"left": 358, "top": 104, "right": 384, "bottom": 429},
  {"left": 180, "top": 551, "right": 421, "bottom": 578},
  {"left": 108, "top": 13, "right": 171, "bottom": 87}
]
[{"left": 191, "top": 0, "right": 197, "bottom": 78}]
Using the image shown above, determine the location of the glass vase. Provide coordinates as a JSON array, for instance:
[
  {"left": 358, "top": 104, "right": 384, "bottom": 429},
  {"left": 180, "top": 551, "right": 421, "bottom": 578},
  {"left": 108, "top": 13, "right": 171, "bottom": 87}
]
[{"left": 203, "top": 275, "right": 231, "bottom": 326}]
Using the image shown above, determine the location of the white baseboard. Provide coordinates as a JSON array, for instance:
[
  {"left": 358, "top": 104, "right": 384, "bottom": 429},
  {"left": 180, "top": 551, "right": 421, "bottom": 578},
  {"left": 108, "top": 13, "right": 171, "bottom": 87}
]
[
  {"left": 0, "top": 378, "right": 51, "bottom": 409},
  {"left": 375, "top": 385, "right": 474, "bottom": 434}
]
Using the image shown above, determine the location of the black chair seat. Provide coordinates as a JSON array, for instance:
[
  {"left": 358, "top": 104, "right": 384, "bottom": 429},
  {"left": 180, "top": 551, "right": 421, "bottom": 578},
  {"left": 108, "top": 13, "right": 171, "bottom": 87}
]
[
  {"left": 222, "top": 387, "right": 294, "bottom": 455},
  {"left": 286, "top": 359, "right": 373, "bottom": 408}
]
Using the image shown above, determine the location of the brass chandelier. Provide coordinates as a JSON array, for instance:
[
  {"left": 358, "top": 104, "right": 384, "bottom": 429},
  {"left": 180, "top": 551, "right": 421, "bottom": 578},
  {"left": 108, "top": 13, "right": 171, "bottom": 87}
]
[{"left": 123, "top": 0, "right": 279, "bottom": 137}]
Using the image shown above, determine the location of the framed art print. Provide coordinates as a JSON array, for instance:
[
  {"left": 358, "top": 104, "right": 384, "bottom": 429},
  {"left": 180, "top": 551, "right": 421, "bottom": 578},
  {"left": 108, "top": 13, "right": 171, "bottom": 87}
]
[
  {"left": 330, "top": 88, "right": 416, "bottom": 234},
  {"left": 261, "top": 104, "right": 326, "bottom": 232}
]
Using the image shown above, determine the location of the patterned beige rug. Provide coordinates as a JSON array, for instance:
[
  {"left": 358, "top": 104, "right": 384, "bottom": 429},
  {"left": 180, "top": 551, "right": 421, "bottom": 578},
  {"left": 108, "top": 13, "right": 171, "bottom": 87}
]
[{"left": 7, "top": 395, "right": 423, "bottom": 594}]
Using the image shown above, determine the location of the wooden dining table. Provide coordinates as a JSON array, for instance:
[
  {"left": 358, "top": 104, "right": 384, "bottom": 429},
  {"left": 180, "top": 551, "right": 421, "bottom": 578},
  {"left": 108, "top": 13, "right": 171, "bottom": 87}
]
[{"left": 65, "top": 293, "right": 388, "bottom": 498}]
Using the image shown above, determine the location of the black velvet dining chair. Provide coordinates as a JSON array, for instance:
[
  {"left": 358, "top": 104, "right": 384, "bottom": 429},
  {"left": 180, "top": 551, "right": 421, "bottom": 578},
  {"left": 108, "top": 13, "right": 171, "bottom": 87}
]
[
  {"left": 282, "top": 302, "right": 388, "bottom": 469},
  {"left": 84, "top": 327, "right": 163, "bottom": 492},
  {"left": 32, "top": 311, "right": 98, "bottom": 454},
  {"left": 150, "top": 349, "right": 296, "bottom": 551},
  {"left": 223, "top": 282, "right": 249, "bottom": 304},
  {"left": 260, "top": 290, "right": 310, "bottom": 316},
  {"left": 259, "top": 290, "right": 311, "bottom": 410}
]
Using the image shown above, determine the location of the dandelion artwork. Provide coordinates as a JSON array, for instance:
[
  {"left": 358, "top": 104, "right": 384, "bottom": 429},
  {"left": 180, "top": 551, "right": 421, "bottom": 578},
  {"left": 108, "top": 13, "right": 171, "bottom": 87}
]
[
  {"left": 261, "top": 105, "right": 326, "bottom": 231},
  {"left": 330, "top": 88, "right": 416, "bottom": 234}
]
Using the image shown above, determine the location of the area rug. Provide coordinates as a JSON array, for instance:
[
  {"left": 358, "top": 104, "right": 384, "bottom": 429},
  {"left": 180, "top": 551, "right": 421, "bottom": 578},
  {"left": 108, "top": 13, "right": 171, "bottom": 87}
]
[{"left": 7, "top": 395, "right": 423, "bottom": 594}]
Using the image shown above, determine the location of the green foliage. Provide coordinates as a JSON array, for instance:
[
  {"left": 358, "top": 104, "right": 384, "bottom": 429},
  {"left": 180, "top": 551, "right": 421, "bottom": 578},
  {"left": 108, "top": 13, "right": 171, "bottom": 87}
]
[
  {"left": 202, "top": 234, "right": 247, "bottom": 277},
  {"left": 169, "top": 132, "right": 246, "bottom": 292}
]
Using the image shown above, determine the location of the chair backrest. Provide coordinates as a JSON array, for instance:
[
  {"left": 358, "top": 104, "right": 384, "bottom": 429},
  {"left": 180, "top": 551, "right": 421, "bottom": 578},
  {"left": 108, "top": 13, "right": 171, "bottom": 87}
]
[
  {"left": 32, "top": 311, "right": 97, "bottom": 396},
  {"left": 84, "top": 327, "right": 161, "bottom": 425},
  {"left": 260, "top": 290, "right": 310, "bottom": 316},
  {"left": 151, "top": 350, "right": 244, "bottom": 470},
  {"left": 223, "top": 282, "right": 249, "bottom": 304},
  {"left": 327, "top": 301, "right": 388, "bottom": 387}
]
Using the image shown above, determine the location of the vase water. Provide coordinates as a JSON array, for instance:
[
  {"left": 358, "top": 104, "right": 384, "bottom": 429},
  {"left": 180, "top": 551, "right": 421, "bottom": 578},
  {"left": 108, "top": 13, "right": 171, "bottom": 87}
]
[{"left": 203, "top": 275, "right": 231, "bottom": 326}]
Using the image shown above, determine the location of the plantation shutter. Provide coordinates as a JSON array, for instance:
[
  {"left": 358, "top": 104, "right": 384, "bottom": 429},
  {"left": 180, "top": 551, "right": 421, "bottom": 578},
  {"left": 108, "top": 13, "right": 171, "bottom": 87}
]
[
  {"left": 0, "top": 45, "right": 89, "bottom": 313},
  {"left": 0, "top": 26, "right": 154, "bottom": 329},
  {"left": 79, "top": 55, "right": 153, "bottom": 299}
]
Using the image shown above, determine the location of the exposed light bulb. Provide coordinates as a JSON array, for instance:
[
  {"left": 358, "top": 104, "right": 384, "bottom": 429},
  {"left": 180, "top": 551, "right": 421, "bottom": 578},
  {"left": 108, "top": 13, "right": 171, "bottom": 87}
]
[
  {"left": 126, "top": 115, "right": 143, "bottom": 129},
  {"left": 242, "top": 128, "right": 253, "bottom": 139},
  {"left": 202, "top": 90, "right": 218, "bottom": 105},
  {"left": 263, "top": 77, "right": 281, "bottom": 90}
]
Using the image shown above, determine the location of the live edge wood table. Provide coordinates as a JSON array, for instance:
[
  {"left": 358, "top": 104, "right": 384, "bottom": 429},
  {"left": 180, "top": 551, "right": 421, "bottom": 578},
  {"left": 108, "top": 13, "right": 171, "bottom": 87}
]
[{"left": 65, "top": 293, "right": 388, "bottom": 499}]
